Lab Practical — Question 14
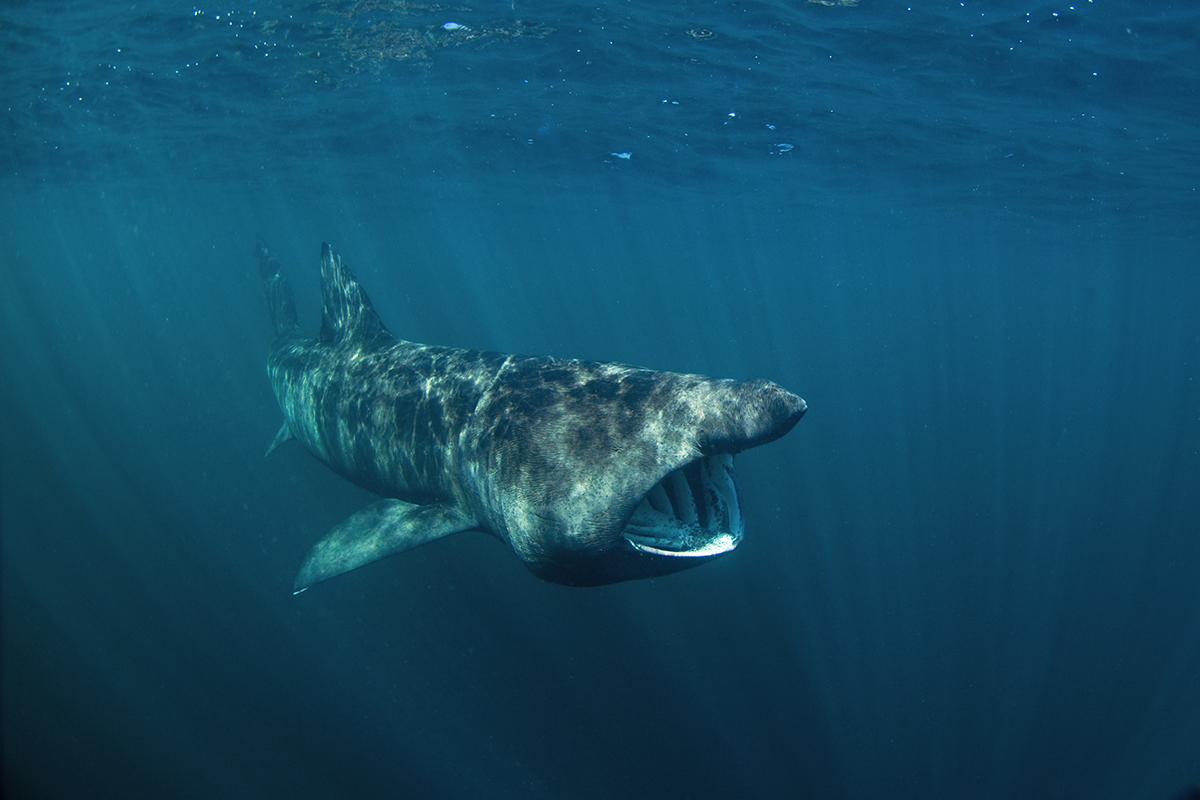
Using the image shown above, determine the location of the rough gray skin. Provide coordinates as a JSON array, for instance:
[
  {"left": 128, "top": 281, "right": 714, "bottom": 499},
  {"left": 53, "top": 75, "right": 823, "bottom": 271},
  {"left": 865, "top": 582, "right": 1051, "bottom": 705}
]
[{"left": 258, "top": 240, "right": 806, "bottom": 590}]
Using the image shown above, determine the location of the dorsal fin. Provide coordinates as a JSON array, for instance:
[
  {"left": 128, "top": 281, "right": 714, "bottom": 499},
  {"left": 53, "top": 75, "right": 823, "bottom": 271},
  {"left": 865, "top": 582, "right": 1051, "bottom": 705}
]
[{"left": 318, "top": 243, "right": 389, "bottom": 344}]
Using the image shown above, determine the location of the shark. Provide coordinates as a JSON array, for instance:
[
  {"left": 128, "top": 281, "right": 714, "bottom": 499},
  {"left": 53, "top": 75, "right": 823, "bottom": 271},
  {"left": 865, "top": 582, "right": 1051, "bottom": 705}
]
[{"left": 257, "top": 240, "right": 805, "bottom": 591}]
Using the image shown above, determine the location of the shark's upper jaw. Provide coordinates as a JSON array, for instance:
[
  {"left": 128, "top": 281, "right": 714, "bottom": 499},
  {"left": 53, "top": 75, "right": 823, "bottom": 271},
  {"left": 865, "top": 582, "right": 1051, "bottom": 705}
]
[{"left": 621, "top": 454, "right": 743, "bottom": 558}]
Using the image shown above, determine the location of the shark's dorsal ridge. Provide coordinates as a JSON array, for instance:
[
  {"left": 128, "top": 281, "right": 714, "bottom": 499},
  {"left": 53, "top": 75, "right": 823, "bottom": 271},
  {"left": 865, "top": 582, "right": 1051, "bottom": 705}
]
[{"left": 318, "top": 242, "right": 389, "bottom": 344}]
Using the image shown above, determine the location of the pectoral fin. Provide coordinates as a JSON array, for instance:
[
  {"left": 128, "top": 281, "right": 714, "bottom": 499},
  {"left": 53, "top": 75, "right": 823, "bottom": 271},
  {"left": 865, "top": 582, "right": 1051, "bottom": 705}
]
[
  {"left": 293, "top": 500, "right": 477, "bottom": 594},
  {"left": 265, "top": 421, "right": 295, "bottom": 457}
]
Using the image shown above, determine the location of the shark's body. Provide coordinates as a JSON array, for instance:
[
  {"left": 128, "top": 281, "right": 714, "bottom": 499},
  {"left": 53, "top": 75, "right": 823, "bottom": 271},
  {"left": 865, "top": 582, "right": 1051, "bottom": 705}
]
[{"left": 258, "top": 241, "right": 805, "bottom": 591}]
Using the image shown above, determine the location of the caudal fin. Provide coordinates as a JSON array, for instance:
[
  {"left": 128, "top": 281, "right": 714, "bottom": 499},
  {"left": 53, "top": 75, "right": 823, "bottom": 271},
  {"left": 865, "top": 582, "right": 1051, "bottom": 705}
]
[{"left": 255, "top": 237, "right": 298, "bottom": 335}]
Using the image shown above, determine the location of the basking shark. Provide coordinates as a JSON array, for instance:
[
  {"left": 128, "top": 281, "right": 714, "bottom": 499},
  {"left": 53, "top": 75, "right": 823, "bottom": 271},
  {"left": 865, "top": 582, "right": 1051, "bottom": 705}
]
[{"left": 257, "top": 240, "right": 805, "bottom": 591}]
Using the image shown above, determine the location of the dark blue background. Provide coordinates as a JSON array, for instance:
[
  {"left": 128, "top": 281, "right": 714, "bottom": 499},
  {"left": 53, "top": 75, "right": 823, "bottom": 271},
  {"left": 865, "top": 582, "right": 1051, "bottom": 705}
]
[{"left": 3, "top": 1, "right": 1199, "bottom": 798}]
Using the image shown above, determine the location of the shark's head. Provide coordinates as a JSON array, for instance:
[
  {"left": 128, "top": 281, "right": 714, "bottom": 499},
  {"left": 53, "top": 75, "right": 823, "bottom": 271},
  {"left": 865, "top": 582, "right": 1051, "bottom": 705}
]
[{"left": 479, "top": 362, "right": 806, "bottom": 586}]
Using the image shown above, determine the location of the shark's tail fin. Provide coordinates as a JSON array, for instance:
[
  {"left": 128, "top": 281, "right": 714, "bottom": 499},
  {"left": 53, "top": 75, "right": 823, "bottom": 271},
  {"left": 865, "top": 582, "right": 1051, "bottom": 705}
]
[{"left": 255, "top": 237, "right": 298, "bottom": 335}]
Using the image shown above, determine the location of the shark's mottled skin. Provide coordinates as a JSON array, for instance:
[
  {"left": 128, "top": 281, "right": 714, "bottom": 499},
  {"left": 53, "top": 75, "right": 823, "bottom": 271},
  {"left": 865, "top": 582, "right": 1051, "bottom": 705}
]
[{"left": 258, "top": 241, "right": 805, "bottom": 591}]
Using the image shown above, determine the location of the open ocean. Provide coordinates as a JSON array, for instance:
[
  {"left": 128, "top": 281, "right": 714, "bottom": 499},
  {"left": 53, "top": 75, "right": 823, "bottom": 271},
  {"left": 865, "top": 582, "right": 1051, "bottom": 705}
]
[{"left": 2, "top": 1, "right": 1198, "bottom": 798}]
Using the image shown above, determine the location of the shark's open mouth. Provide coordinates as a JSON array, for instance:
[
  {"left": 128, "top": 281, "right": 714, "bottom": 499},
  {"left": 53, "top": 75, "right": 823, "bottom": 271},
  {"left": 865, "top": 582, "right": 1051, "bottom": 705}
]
[{"left": 622, "top": 454, "right": 743, "bottom": 558}]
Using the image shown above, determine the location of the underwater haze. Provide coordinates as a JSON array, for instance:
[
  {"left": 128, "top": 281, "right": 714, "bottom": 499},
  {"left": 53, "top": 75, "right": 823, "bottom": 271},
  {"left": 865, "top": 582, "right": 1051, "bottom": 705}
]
[{"left": 3, "top": 1, "right": 1199, "bottom": 798}]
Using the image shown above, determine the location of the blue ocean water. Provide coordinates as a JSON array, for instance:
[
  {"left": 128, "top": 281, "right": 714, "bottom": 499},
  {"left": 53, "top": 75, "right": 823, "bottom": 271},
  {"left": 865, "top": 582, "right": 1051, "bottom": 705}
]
[{"left": 2, "top": 1, "right": 1198, "bottom": 798}]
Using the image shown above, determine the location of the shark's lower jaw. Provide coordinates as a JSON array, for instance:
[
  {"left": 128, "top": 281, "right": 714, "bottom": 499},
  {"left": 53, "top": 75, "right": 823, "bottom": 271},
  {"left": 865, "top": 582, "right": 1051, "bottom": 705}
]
[{"left": 622, "top": 454, "right": 744, "bottom": 558}]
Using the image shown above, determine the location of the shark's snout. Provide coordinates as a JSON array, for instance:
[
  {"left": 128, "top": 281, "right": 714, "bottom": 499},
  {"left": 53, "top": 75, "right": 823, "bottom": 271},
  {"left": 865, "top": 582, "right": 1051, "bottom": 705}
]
[
  {"left": 770, "top": 387, "right": 807, "bottom": 435},
  {"left": 695, "top": 380, "right": 806, "bottom": 455}
]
